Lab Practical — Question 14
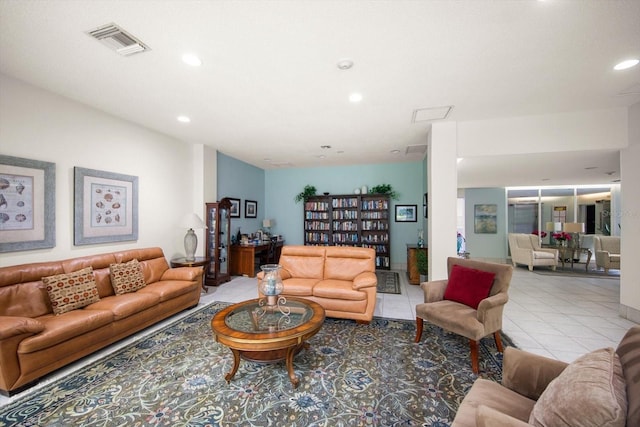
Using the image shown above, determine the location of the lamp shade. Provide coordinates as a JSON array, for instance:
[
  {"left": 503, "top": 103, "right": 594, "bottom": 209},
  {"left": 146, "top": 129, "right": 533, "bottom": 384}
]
[
  {"left": 179, "top": 213, "right": 206, "bottom": 230},
  {"left": 563, "top": 222, "right": 585, "bottom": 233},
  {"left": 263, "top": 219, "right": 273, "bottom": 228},
  {"left": 546, "top": 222, "right": 562, "bottom": 232}
]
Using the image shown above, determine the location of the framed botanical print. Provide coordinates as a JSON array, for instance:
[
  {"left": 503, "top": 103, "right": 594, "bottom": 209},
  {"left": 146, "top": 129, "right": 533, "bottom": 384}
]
[
  {"left": 0, "top": 155, "right": 56, "bottom": 252},
  {"left": 74, "top": 167, "right": 138, "bottom": 245}
]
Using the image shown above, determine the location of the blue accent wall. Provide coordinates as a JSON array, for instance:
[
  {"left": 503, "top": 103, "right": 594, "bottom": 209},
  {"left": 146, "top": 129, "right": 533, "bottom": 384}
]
[
  {"left": 217, "top": 152, "right": 265, "bottom": 237},
  {"left": 265, "top": 162, "right": 424, "bottom": 267}
]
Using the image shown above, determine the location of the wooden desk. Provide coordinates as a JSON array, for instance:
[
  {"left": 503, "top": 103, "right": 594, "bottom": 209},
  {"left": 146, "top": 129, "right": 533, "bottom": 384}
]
[{"left": 230, "top": 241, "right": 284, "bottom": 277}]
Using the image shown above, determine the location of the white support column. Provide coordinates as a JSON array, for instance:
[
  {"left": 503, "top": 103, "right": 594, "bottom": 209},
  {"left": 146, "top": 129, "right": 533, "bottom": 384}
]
[
  {"left": 620, "top": 102, "right": 640, "bottom": 322},
  {"left": 428, "top": 122, "right": 459, "bottom": 280}
]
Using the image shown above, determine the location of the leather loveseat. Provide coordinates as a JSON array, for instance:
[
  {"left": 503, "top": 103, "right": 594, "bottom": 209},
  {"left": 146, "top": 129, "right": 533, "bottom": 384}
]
[
  {"left": 258, "top": 245, "right": 377, "bottom": 323},
  {"left": 0, "top": 247, "right": 202, "bottom": 396}
]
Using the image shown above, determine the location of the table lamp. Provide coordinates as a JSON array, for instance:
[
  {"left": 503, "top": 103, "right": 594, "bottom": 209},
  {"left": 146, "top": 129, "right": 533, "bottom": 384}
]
[
  {"left": 563, "top": 222, "right": 585, "bottom": 247},
  {"left": 180, "top": 213, "right": 206, "bottom": 261},
  {"left": 262, "top": 219, "right": 274, "bottom": 236}
]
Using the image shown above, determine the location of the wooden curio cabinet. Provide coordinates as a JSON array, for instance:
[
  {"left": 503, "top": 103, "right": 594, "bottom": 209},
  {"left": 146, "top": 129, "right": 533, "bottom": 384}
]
[{"left": 205, "top": 198, "right": 232, "bottom": 286}]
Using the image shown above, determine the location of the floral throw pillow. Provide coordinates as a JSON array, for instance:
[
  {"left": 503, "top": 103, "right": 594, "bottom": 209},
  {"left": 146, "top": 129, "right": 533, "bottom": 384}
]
[
  {"left": 110, "top": 259, "right": 147, "bottom": 295},
  {"left": 43, "top": 267, "right": 100, "bottom": 315}
]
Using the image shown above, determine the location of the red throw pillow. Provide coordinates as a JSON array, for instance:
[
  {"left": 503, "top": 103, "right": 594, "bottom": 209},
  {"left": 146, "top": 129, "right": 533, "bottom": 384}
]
[{"left": 443, "top": 264, "right": 496, "bottom": 309}]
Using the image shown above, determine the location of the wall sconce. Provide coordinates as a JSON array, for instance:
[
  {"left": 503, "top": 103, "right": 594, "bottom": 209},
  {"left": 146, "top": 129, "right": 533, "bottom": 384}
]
[{"left": 180, "top": 213, "right": 206, "bottom": 261}]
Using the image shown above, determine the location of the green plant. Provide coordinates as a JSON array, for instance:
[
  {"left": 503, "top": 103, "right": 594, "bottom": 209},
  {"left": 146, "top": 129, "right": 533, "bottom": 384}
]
[
  {"left": 416, "top": 249, "right": 428, "bottom": 276},
  {"left": 294, "top": 185, "right": 317, "bottom": 203},
  {"left": 369, "top": 184, "right": 399, "bottom": 200}
]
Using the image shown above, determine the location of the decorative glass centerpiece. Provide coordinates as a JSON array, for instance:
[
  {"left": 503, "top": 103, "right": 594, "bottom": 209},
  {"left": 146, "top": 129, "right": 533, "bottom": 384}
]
[{"left": 254, "top": 264, "right": 289, "bottom": 330}]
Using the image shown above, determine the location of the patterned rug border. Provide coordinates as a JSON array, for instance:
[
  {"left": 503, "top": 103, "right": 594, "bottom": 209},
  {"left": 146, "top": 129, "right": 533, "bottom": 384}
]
[{"left": 1, "top": 301, "right": 515, "bottom": 426}]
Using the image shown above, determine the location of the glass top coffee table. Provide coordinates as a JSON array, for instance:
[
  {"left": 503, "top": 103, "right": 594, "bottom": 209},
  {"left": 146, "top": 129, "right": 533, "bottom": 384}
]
[{"left": 211, "top": 297, "right": 325, "bottom": 388}]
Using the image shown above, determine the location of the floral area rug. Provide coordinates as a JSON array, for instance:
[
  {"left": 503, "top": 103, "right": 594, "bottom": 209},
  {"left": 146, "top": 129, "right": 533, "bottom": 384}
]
[
  {"left": 0, "top": 302, "right": 512, "bottom": 426},
  {"left": 375, "top": 271, "right": 401, "bottom": 294}
]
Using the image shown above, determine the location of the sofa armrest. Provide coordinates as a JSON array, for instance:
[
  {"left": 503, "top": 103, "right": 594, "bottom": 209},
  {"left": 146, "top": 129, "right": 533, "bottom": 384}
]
[
  {"left": 502, "top": 347, "right": 568, "bottom": 400},
  {"left": 279, "top": 268, "right": 292, "bottom": 280},
  {"left": 160, "top": 266, "right": 202, "bottom": 282},
  {"left": 476, "top": 405, "right": 531, "bottom": 427},
  {"left": 352, "top": 271, "right": 377, "bottom": 290},
  {"left": 476, "top": 293, "right": 509, "bottom": 326},
  {"left": 0, "top": 316, "right": 44, "bottom": 340},
  {"left": 420, "top": 280, "right": 447, "bottom": 303},
  {"left": 595, "top": 250, "right": 611, "bottom": 265}
]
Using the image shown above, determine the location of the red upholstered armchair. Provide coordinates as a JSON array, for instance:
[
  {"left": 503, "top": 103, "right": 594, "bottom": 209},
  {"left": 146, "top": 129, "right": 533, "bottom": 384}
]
[{"left": 415, "top": 257, "right": 513, "bottom": 373}]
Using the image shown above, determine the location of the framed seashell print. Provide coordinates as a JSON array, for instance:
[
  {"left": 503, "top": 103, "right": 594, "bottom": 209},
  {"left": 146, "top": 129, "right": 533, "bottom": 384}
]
[
  {"left": 74, "top": 167, "right": 138, "bottom": 245},
  {"left": 0, "top": 155, "right": 56, "bottom": 252}
]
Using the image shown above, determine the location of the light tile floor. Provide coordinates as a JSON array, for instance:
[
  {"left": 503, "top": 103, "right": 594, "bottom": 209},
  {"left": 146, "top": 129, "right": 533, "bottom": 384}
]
[
  {"left": 2, "top": 265, "right": 634, "bottom": 407},
  {"left": 202, "top": 265, "right": 636, "bottom": 364}
]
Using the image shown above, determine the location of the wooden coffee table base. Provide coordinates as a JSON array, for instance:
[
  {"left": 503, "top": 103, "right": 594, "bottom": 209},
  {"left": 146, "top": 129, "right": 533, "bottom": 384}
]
[
  {"left": 225, "top": 343, "right": 309, "bottom": 388},
  {"left": 211, "top": 297, "right": 325, "bottom": 389}
]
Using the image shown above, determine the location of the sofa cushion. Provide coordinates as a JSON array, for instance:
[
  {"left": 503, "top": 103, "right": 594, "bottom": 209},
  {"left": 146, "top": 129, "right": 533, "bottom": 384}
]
[
  {"left": 529, "top": 347, "right": 627, "bottom": 427},
  {"left": 532, "top": 251, "right": 555, "bottom": 260},
  {"left": 279, "top": 278, "right": 318, "bottom": 296},
  {"left": 312, "top": 279, "right": 367, "bottom": 301},
  {"left": 85, "top": 292, "right": 160, "bottom": 321},
  {"left": 110, "top": 259, "right": 147, "bottom": 295},
  {"left": 444, "top": 264, "right": 495, "bottom": 309},
  {"left": 43, "top": 267, "right": 101, "bottom": 315},
  {"left": 18, "top": 309, "right": 114, "bottom": 353}
]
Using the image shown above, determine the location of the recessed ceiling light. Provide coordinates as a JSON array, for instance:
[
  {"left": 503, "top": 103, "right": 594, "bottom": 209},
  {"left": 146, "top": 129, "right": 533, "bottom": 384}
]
[
  {"left": 177, "top": 115, "right": 191, "bottom": 123},
  {"left": 182, "top": 53, "right": 202, "bottom": 67},
  {"left": 337, "top": 59, "right": 354, "bottom": 70},
  {"left": 390, "top": 150, "right": 401, "bottom": 155},
  {"left": 349, "top": 93, "right": 363, "bottom": 103},
  {"left": 614, "top": 59, "right": 639, "bottom": 71}
]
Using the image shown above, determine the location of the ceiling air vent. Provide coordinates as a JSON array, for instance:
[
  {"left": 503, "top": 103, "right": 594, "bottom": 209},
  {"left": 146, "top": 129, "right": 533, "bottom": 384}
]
[{"left": 87, "top": 23, "right": 150, "bottom": 56}]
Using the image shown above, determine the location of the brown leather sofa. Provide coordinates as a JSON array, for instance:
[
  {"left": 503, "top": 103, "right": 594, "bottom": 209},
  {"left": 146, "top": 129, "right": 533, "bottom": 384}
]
[
  {"left": 0, "top": 247, "right": 202, "bottom": 396},
  {"left": 258, "top": 245, "right": 377, "bottom": 323}
]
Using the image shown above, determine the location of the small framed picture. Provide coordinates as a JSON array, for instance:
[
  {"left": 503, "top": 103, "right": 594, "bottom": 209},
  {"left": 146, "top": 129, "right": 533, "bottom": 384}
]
[
  {"left": 395, "top": 204, "right": 417, "bottom": 222},
  {"left": 245, "top": 200, "right": 257, "bottom": 218},
  {"left": 228, "top": 198, "right": 241, "bottom": 218},
  {"left": 474, "top": 203, "right": 498, "bottom": 234}
]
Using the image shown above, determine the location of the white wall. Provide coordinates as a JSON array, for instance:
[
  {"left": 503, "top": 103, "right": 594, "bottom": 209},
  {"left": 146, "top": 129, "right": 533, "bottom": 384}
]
[
  {"left": 620, "top": 101, "right": 640, "bottom": 321},
  {"left": 0, "top": 74, "right": 198, "bottom": 267},
  {"left": 457, "top": 108, "right": 628, "bottom": 156}
]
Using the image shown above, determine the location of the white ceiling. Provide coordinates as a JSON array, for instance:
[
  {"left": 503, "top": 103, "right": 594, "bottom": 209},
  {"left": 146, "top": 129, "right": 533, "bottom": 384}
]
[{"left": 1, "top": 0, "right": 638, "bottom": 188}]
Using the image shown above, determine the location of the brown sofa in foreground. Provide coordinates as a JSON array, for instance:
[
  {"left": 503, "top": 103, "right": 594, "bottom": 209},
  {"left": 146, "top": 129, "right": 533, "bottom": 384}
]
[
  {"left": 257, "top": 245, "right": 377, "bottom": 323},
  {"left": 452, "top": 325, "right": 640, "bottom": 426},
  {"left": 0, "top": 247, "right": 202, "bottom": 396}
]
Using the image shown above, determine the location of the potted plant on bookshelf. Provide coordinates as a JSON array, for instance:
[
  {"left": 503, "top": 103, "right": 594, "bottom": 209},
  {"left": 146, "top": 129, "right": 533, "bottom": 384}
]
[
  {"left": 369, "top": 184, "right": 399, "bottom": 200},
  {"left": 294, "top": 185, "right": 317, "bottom": 203}
]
